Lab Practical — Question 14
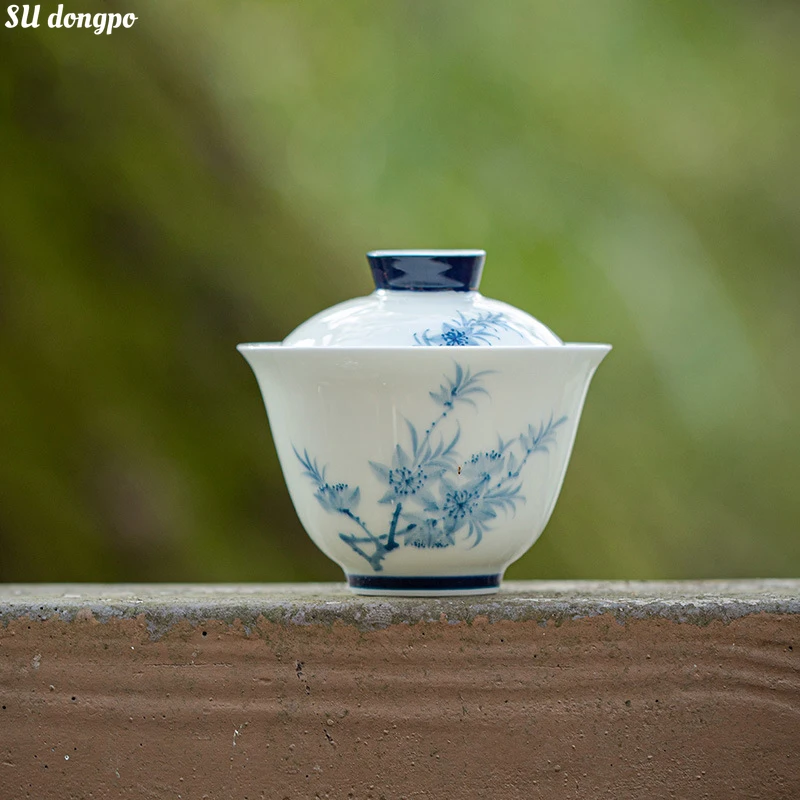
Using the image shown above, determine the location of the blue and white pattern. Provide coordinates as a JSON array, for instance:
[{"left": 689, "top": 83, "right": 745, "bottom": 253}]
[
  {"left": 413, "top": 311, "right": 524, "bottom": 346},
  {"left": 294, "top": 364, "right": 566, "bottom": 572}
]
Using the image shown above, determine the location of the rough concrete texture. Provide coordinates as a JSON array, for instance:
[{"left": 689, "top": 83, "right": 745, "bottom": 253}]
[{"left": 0, "top": 581, "right": 797, "bottom": 799}]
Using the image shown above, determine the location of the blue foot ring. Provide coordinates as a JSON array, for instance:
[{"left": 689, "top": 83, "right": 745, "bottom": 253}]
[{"left": 347, "top": 574, "right": 501, "bottom": 592}]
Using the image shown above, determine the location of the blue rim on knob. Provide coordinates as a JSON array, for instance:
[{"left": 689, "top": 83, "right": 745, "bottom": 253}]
[{"left": 367, "top": 249, "right": 486, "bottom": 292}]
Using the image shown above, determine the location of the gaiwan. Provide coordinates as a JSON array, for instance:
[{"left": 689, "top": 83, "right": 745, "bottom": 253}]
[{"left": 238, "top": 250, "right": 610, "bottom": 595}]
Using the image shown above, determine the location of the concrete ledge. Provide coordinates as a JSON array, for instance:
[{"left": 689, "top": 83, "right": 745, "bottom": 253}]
[{"left": 1, "top": 581, "right": 798, "bottom": 798}]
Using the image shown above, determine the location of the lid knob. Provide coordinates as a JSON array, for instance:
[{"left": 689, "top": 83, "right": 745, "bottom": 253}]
[{"left": 367, "top": 249, "right": 485, "bottom": 292}]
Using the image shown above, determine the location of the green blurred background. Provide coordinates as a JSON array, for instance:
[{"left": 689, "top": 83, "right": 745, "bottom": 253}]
[{"left": 1, "top": 0, "right": 798, "bottom": 582}]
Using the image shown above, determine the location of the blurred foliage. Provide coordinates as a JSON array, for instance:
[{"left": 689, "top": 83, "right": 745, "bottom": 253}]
[{"left": 0, "top": 0, "right": 798, "bottom": 582}]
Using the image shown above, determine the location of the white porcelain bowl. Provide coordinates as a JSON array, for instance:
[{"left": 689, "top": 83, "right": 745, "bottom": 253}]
[{"left": 238, "top": 344, "right": 610, "bottom": 595}]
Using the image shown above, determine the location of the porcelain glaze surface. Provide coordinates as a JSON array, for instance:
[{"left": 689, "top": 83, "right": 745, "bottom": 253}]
[
  {"left": 238, "top": 250, "right": 610, "bottom": 595},
  {"left": 284, "top": 292, "right": 562, "bottom": 348},
  {"left": 238, "top": 346, "right": 609, "bottom": 594}
]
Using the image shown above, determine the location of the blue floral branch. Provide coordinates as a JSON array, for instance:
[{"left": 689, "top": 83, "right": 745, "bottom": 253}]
[
  {"left": 516, "top": 414, "right": 567, "bottom": 467},
  {"left": 429, "top": 363, "right": 493, "bottom": 410},
  {"left": 386, "top": 503, "right": 403, "bottom": 551},
  {"left": 293, "top": 366, "right": 567, "bottom": 571},
  {"left": 414, "top": 311, "right": 524, "bottom": 346}
]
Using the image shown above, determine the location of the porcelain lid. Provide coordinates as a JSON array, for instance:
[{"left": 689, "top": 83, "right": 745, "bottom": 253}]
[{"left": 282, "top": 250, "right": 563, "bottom": 347}]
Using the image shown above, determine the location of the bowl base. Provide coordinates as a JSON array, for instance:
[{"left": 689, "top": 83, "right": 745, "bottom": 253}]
[{"left": 346, "top": 573, "right": 501, "bottom": 596}]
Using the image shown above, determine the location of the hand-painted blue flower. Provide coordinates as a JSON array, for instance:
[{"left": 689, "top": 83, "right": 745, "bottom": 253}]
[
  {"left": 470, "top": 449, "right": 502, "bottom": 464},
  {"left": 461, "top": 448, "right": 506, "bottom": 483},
  {"left": 423, "top": 472, "right": 524, "bottom": 547},
  {"left": 441, "top": 325, "right": 471, "bottom": 346},
  {"left": 371, "top": 443, "right": 442, "bottom": 505},
  {"left": 406, "top": 518, "right": 453, "bottom": 549},
  {"left": 414, "top": 311, "right": 524, "bottom": 347},
  {"left": 315, "top": 482, "right": 360, "bottom": 514},
  {"left": 388, "top": 465, "right": 427, "bottom": 496},
  {"left": 443, "top": 488, "right": 480, "bottom": 520}
]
